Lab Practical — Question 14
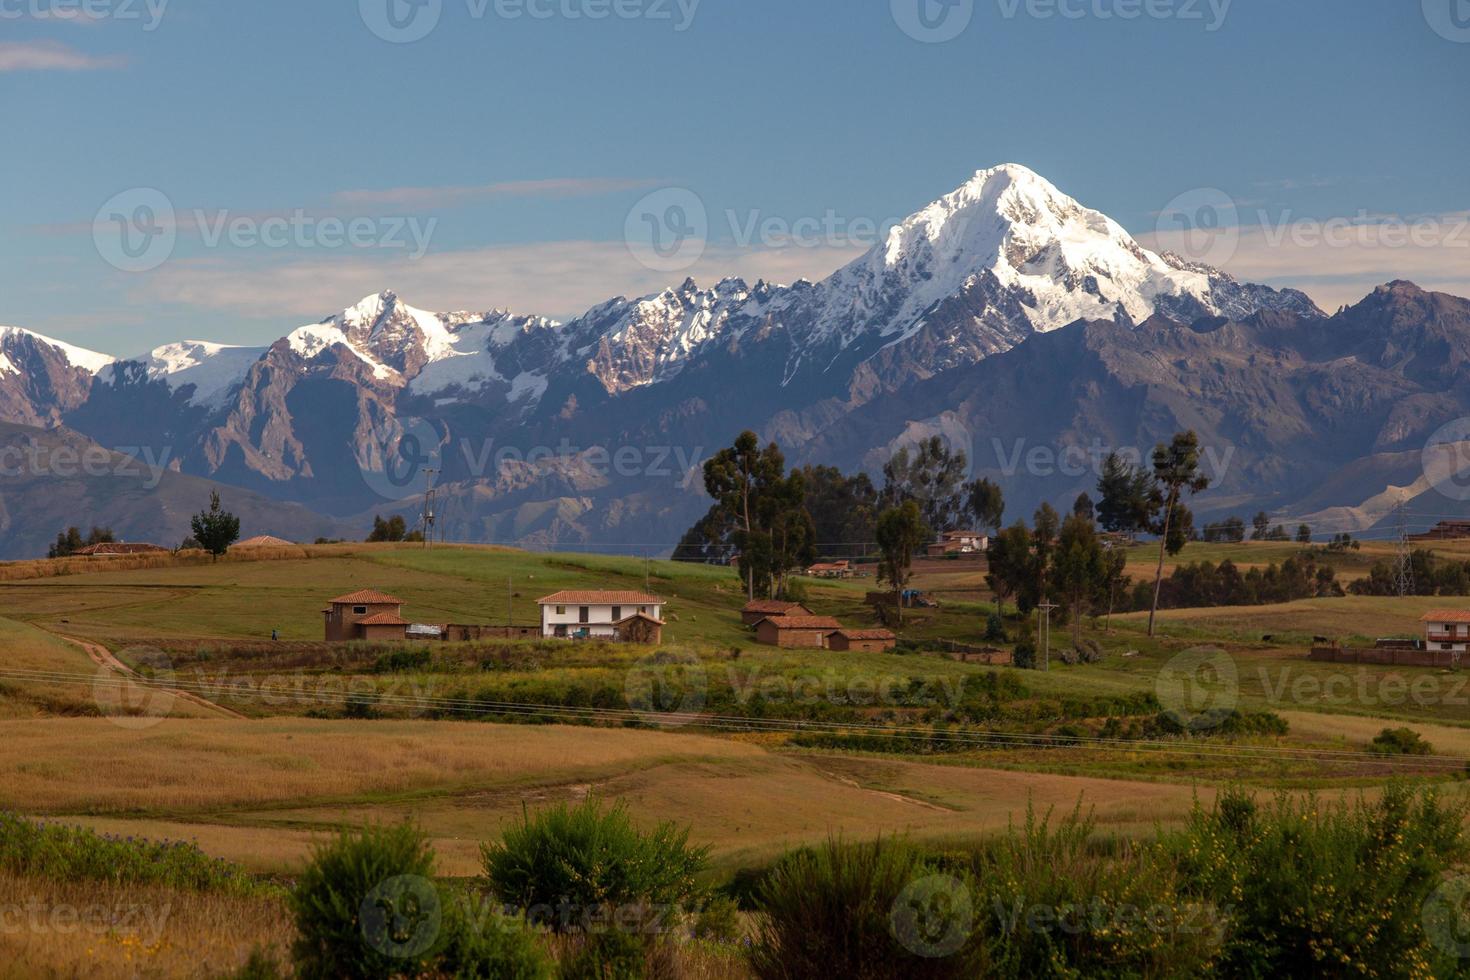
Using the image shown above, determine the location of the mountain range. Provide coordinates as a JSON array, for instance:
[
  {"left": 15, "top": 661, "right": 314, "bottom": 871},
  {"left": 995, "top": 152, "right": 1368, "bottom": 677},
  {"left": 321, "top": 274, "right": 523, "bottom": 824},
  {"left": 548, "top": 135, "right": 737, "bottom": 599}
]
[{"left": 1, "top": 163, "right": 1465, "bottom": 559}]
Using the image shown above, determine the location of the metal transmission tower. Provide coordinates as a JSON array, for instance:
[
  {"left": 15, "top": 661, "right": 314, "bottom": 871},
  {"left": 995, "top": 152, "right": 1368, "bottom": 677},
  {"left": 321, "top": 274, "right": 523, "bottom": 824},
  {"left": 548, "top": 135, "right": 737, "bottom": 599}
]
[
  {"left": 1038, "top": 601, "right": 1059, "bottom": 671},
  {"left": 1393, "top": 503, "right": 1415, "bottom": 598}
]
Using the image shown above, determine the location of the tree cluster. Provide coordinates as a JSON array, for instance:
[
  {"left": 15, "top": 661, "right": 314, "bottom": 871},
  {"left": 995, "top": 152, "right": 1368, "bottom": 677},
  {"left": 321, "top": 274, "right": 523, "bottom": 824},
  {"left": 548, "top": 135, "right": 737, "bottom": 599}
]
[
  {"left": 1349, "top": 551, "right": 1470, "bottom": 597},
  {"left": 1130, "top": 556, "right": 1343, "bottom": 611},
  {"left": 366, "top": 514, "right": 424, "bottom": 543},
  {"left": 48, "top": 525, "right": 114, "bottom": 558}
]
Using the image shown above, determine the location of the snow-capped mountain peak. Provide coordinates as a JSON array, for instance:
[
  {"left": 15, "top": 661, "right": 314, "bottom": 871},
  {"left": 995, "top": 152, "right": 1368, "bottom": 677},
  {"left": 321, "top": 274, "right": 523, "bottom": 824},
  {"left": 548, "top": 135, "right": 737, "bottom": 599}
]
[
  {"left": 0, "top": 325, "right": 115, "bottom": 376},
  {"left": 798, "top": 162, "right": 1320, "bottom": 358}
]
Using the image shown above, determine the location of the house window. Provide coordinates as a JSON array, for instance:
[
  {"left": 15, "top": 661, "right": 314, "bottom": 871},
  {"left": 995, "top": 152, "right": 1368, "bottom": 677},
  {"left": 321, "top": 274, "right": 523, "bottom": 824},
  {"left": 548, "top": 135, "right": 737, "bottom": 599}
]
[
  {"left": 638, "top": 606, "right": 647, "bottom": 615},
  {"left": 353, "top": 606, "right": 367, "bottom": 615},
  {"left": 556, "top": 605, "right": 566, "bottom": 615},
  {"left": 612, "top": 606, "right": 622, "bottom": 622},
  {"left": 579, "top": 606, "right": 590, "bottom": 624},
  {"left": 1445, "top": 644, "right": 1455, "bottom": 651}
]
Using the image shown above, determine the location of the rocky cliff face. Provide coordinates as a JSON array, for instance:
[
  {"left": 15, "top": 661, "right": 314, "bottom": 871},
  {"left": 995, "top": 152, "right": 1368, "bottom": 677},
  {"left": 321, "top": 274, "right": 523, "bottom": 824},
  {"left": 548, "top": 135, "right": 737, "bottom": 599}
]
[{"left": 25, "top": 165, "right": 1464, "bottom": 555}]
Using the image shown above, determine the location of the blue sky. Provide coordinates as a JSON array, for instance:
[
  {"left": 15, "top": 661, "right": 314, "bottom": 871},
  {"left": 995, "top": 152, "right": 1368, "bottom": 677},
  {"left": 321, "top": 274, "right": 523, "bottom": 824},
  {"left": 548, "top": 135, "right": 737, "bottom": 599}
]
[{"left": 4, "top": 0, "right": 1468, "bottom": 355}]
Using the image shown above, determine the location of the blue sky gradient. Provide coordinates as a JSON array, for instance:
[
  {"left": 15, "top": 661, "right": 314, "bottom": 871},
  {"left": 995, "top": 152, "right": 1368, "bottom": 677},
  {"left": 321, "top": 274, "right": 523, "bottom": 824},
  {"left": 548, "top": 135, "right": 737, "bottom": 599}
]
[{"left": 4, "top": 0, "right": 1468, "bottom": 353}]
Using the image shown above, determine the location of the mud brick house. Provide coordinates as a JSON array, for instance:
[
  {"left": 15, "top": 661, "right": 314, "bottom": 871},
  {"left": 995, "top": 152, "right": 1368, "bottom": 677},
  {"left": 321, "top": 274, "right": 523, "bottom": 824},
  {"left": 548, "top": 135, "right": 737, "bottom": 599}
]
[
  {"left": 612, "top": 611, "right": 666, "bottom": 644},
  {"left": 323, "top": 589, "right": 409, "bottom": 641},
  {"left": 740, "top": 599, "right": 814, "bottom": 626},
  {"left": 826, "top": 628, "right": 898, "bottom": 652},
  {"left": 755, "top": 615, "right": 843, "bottom": 648}
]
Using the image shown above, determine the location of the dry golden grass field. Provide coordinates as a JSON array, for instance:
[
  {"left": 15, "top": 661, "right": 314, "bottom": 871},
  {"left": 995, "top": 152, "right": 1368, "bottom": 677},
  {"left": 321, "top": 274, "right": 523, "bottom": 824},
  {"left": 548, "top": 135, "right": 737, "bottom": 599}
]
[{"left": 4, "top": 542, "right": 1470, "bottom": 975}]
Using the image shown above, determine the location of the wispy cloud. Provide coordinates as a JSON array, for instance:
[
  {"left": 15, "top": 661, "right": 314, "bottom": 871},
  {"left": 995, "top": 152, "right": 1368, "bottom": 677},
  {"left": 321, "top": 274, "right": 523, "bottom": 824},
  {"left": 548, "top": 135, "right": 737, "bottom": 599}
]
[
  {"left": 130, "top": 240, "right": 864, "bottom": 323},
  {"left": 329, "top": 178, "right": 667, "bottom": 211},
  {"left": 0, "top": 41, "right": 125, "bottom": 71},
  {"left": 1141, "top": 209, "right": 1470, "bottom": 312}
]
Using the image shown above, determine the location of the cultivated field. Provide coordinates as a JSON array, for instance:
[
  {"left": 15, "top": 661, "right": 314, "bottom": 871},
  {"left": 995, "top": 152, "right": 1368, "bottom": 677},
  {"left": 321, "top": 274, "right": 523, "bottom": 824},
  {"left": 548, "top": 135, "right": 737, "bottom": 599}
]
[{"left": 3, "top": 541, "right": 1470, "bottom": 974}]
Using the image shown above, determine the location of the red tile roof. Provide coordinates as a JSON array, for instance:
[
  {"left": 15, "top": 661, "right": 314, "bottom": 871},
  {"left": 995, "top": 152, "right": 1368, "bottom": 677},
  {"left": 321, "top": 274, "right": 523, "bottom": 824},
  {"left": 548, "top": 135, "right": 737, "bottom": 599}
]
[
  {"left": 616, "top": 612, "right": 667, "bottom": 626},
  {"left": 357, "top": 612, "right": 409, "bottom": 626},
  {"left": 831, "top": 628, "right": 897, "bottom": 641},
  {"left": 742, "top": 599, "right": 809, "bottom": 614},
  {"left": 330, "top": 589, "right": 404, "bottom": 606},
  {"left": 537, "top": 591, "right": 662, "bottom": 605},
  {"left": 1421, "top": 610, "right": 1470, "bottom": 624},
  {"left": 761, "top": 616, "right": 843, "bottom": 630},
  {"left": 73, "top": 542, "right": 167, "bottom": 556}
]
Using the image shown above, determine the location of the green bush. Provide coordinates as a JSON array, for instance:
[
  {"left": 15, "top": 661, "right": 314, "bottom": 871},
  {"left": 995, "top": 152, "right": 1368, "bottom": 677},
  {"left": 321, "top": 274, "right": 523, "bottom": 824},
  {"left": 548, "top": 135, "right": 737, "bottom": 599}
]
[
  {"left": 482, "top": 797, "right": 709, "bottom": 934},
  {"left": 1369, "top": 727, "right": 1433, "bottom": 756},
  {"left": 692, "top": 894, "right": 743, "bottom": 942},
  {"left": 749, "top": 836, "right": 985, "bottom": 979},
  {"left": 984, "top": 612, "right": 1007, "bottom": 643},
  {"left": 1164, "top": 785, "right": 1470, "bottom": 977},
  {"left": 438, "top": 902, "right": 554, "bottom": 980},
  {"left": 0, "top": 812, "right": 262, "bottom": 894},
  {"left": 968, "top": 805, "right": 1222, "bottom": 977},
  {"left": 556, "top": 928, "right": 649, "bottom": 979},
  {"left": 1012, "top": 640, "right": 1037, "bottom": 670},
  {"left": 289, "top": 823, "right": 442, "bottom": 979}
]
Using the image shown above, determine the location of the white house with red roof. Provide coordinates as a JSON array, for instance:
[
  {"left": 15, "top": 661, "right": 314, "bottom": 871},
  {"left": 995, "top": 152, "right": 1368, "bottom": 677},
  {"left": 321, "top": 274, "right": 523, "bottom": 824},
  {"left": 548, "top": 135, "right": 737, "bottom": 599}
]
[
  {"left": 537, "top": 590, "right": 664, "bottom": 640},
  {"left": 1421, "top": 610, "right": 1470, "bottom": 656}
]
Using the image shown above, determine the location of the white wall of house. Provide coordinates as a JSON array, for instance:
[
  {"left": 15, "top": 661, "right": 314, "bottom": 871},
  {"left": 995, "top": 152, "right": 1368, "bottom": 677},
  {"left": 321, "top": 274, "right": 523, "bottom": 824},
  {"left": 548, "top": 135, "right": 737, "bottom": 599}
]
[
  {"left": 1425, "top": 621, "right": 1470, "bottom": 653},
  {"left": 541, "top": 602, "right": 663, "bottom": 638}
]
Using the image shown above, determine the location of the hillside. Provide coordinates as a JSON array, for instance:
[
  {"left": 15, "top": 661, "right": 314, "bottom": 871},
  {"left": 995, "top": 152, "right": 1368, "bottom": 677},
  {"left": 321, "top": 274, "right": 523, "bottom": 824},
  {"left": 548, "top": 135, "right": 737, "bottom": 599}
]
[{"left": 0, "top": 422, "right": 352, "bottom": 558}]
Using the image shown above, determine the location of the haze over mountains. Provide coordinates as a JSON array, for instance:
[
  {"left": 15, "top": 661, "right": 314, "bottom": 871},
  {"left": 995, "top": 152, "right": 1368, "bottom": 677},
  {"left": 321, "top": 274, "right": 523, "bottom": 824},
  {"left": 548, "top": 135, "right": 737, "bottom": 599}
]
[{"left": 1, "top": 164, "right": 1466, "bottom": 559}]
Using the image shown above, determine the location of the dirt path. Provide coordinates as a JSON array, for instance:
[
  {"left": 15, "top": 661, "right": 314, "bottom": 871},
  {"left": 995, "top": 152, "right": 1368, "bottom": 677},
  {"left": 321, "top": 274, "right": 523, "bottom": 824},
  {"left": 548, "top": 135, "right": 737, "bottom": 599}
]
[{"left": 52, "top": 632, "right": 248, "bottom": 721}]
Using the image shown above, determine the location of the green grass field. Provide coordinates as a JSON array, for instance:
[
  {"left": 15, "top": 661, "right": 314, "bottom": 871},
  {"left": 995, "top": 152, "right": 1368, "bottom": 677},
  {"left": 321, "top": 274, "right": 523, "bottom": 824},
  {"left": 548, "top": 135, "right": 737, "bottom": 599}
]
[{"left": 6, "top": 541, "right": 1470, "bottom": 974}]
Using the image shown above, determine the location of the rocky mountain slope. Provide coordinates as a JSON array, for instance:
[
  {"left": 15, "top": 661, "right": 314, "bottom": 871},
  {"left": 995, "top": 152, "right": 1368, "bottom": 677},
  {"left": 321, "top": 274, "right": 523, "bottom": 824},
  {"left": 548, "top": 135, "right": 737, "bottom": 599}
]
[
  {"left": 17, "top": 164, "right": 1464, "bottom": 555},
  {"left": 803, "top": 281, "right": 1470, "bottom": 532}
]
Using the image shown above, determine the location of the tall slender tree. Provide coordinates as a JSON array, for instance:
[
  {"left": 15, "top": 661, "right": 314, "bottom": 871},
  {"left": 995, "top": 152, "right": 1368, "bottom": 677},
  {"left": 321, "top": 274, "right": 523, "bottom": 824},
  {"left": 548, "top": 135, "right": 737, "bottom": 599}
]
[
  {"left": 966, "top": 478, "right": 1006, "bottom": 536},
  {"left": 875, "top": 501, "right": 926, "bottom": 629},
  {"left": 1146, "top": 432, "right": 1211, "bottom": 637}
]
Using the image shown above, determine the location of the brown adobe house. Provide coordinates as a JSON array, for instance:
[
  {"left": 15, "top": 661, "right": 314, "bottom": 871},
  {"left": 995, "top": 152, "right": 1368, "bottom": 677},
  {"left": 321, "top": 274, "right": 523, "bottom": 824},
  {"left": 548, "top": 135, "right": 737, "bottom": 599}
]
[
  {"left": 613, "top": 611, "right": 667, "bottom": 644},
  {"left": 740, "top": 599, "right": 814, "bottom": 626},
  {"left": 324, "top": 589, "right": 410, "bottom": 642},
  {"left": 73, "top": 542, "right": 168, "bottom": 557},
  {"left": 827, "top": 628, "right": 898, "bottom": 652},
  {"left": 755, "top": 615, "right": 843, "bottom": 649}
]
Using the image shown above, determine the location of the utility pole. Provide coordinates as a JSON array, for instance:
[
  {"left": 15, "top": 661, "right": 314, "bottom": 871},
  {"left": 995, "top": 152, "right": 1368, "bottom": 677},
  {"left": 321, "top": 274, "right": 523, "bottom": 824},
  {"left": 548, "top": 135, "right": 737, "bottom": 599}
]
[
  {"left": 1038, "top": 601, "right": 1058, "bottom": 671},
  {"left": 508, "top": 576, "right": 514, "bottom": 628},
  {"left": 420, "top": 468, "right": 438, "bottom": 550},
  {"left": 1394, "top": 502, "right": 1414, "bottom": 598}
]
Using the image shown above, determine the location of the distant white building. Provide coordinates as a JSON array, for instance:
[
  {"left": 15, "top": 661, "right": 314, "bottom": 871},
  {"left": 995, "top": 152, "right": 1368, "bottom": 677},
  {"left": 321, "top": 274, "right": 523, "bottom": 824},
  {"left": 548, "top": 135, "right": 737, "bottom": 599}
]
[
  {"left": 1421, "top": 610, "right": 1470, "bottom": 656},
  {"left": 926, "top": 530, "right": 989, "bottom": 558},
  {"left": 538, "top": 591, "right": 664, "bottom": 640}
]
